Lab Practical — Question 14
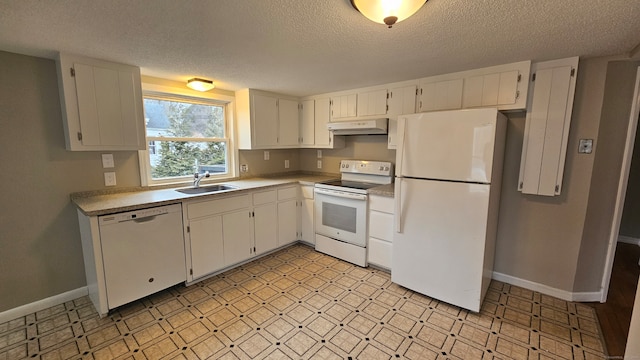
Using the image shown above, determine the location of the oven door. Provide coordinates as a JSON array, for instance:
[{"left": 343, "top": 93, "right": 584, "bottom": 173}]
[{"left": 314, "top": 187, "right": 367, "bottom": 247}]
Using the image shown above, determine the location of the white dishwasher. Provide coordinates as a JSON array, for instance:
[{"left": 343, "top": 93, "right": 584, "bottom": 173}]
[{"left": 99, "top": 203, "right": 186, "bottom": 309}]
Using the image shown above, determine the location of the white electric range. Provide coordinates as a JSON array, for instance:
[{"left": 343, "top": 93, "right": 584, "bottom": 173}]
[{"left": 314, "top": 160, "right": 393, "bottom": 266}]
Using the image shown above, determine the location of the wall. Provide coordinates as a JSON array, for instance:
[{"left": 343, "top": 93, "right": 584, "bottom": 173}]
[
  {"left": 494, "top": 57, "right": 613, "bottom": 293},
  {"left": 298, "top": 135, "right": 395, "bottom": 174},
  {"left": 620, "top": 113, "right": 640, "bottom": 239},
  {"left": 574, "top": 60, "right": 640, "bottom": 292},
  {"left": 238, "top": 149, "right": 300, "bottom": 178},
  {"left": 0, "top": 51, "right": 142, "bottom": 312}
]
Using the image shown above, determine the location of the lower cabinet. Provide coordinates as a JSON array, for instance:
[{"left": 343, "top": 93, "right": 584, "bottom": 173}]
[
  {"left": 277, "top": 186, "right": 299, "bottom": 246},
  {"left": 299, "top": 185, "right": 315, "bottom": 244},
  {"left": 184, "top": 184, "right": 312, "bottom": 283},
  {"left": 368, "top": 194, "right": 395, "bottom": 270}
]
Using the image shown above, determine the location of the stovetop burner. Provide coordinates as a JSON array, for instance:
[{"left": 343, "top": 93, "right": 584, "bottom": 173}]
[{"left": 318, "top": 179, "right": 383, "bottom": 191}]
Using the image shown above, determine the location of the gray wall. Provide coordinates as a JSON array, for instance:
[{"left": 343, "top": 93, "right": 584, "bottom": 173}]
[
  {"left": 574, "top": 60, "right": 640, "bottom": 292},
  {"left": 0, "top": 51, "right": 142, "bottom": 312},
  {"left": 619, "top": 112, "right": 640, "bottom": 239},
  {"left": 299, "top": 135, "right": 395, "bottom": 174}
]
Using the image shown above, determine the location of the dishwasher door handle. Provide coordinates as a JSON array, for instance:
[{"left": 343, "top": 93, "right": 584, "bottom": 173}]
[{"left": 130, "top": 215, "right": 159, "bottom": 223}]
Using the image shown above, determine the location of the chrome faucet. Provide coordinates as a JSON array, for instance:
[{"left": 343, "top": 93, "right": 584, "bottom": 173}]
[{"left": 193, "top": 171, "right": 210, "bottom": 188}]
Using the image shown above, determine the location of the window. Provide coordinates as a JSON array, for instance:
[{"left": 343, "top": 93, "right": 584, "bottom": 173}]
[{"left": 140, "top": 92, "right": 234, "bottom": 185}]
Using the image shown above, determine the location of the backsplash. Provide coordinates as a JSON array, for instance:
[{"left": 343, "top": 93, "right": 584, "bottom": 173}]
[
  {"left": 299, "top": 135, "right": 395, "bottom": 174},
  {"left": 238, "top": 149, "right": 301, "bottom": 178}
]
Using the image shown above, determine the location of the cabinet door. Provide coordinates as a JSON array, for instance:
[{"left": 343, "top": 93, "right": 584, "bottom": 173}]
[
  {"left": 463, "top": 71, "right": 520, "bottom": 108},
  {"left": 58, "top": 54, "right": 145, "bottom": 151},
  {"left": 252, "top": 94, "right": 279, "bottom": 147},
  {"left": 331, "top": 93, "right": 357, "bottom": 119},
  {"left": 314, "top": 98, "right": 332, "bottom": 147},
  {"left": 519, "top": 57, "right": 578, "bottom": 196},
  {"left": 300, "top": 198, "right": 315, "bottom": 244},
  {"left": 387, "top": 85, "right": 417, "bottom": 149},
  {"left": 223, "top": 210, "right": 253, "bottom": 266},
  {"left": 254, "top": 203, "right": 278, "bottom": 255},
  {"left": 189, "top": 215, "right": 225, "bottom": 279},
  {"left": 419, "top": 79, "right": 463, "bottom": 112},
  {"left": 357, "top": 89, "right": 388, "bottom": 117},
  {"left": 278, "top": 98, "right": 299, "bottom": 146},
  {"left": 278, "top": 199, "right": 298, "bottom": 246},
  {"left": 300, "top": 100, "right": 315, "bottom": 147}
]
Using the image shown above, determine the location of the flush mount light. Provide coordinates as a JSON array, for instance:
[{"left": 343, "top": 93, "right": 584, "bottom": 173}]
[
  {"left": 186, "top": 78, "right": 215, "bottom": 92},
  {"left": 351, "top": 0, "right": 426, "bottom": 28}
]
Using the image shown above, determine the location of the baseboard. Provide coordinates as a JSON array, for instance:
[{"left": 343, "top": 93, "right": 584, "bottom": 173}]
[
  {"left": 618, "top": 235, "right": 640, "bottom": 246},
  {"left": 0, "top": 287, "right": 88, "bottom": 324},
  {"left": 492, "top": 272, "right": 602, "bottom": 302}
]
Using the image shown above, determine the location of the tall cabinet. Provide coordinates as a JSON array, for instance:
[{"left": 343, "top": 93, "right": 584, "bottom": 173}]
[{"left": 56, "top": 53, "right": 146, "bottom": 151}]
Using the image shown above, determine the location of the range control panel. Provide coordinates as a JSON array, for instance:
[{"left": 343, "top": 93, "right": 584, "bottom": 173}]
[{"left": 339, "top": 160, "right": 394, "bottom": 176}]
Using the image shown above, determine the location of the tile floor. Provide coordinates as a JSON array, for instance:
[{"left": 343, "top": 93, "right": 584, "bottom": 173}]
[{"left": 1, "top": 244, "right": 607, "bottom": 359}]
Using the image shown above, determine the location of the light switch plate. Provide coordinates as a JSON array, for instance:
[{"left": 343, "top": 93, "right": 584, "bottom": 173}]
[
  {"left": 264, "top": 151, "right": 270, "bottom": 160},
  {"left": 101, "top": 153, "right": 114, "bottom": 168},
  {"left": 104, "top": 172, "right": 117, "bottom": 186},
  {"left": 317, "top": 160, "right": 322, "bottom": 169},
  {"left": 285, "top": 160, "right": 290, "bottom": 169},
  {"left": 317, "top": 150, "right": 322, "bottom": 158},
  {"left": 579, "top": 139, "right": 593, "bottom": 154}
]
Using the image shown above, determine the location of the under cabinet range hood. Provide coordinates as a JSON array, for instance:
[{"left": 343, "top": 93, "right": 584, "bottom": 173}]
[{"left": 327, "top": 118, "right": 388, "bottom": 135}]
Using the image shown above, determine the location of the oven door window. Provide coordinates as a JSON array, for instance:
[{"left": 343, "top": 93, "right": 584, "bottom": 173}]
[{"left": 322, "top": 202, "right": 357, "bottom": 233}]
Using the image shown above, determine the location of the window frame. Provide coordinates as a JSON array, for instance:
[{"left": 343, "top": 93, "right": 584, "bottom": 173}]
[{"left": 139, "top": 82, "right": 237, "bottom": 187}]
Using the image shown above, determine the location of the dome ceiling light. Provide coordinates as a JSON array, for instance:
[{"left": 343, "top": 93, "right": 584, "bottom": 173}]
[
  {"left": 350, "top": 0, "right": 427, "bottom": 28},
  {"left": 186, "top": 78, "right": 215, "bottom": 92}
]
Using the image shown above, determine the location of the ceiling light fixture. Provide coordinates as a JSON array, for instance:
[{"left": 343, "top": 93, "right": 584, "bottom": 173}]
[
  {"left": 351, "top": 0, "right": 426, "bottom": 28},
  {"left": 186, "top": 78, "right": 215, "bottom": 92}
]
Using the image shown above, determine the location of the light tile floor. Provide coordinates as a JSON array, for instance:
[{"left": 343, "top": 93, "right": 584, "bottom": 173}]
[{"left": 1, "top": 244, "right": 607, "bottom": 359}]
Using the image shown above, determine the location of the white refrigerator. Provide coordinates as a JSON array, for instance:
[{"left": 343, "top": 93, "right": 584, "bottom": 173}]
[{"left": 392, "top": 108, "right": 507, "bottom": 312}]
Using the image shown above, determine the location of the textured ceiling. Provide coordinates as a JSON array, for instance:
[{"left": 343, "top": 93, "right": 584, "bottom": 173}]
[{"left": 1, "top": 0, "right": 639, "bottom": 96}]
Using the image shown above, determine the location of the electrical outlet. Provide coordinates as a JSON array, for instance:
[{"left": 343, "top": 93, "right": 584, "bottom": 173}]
[
  {"left": 240, "top": 164, "right": 248, "bottom": 172},
  {"left": 104, "top": 172, "right": 117, "bottom": 186},
  {"left": 317, "top": 150, "right": 322, "bottom": 158},
  {"left": 264, "top": 151, "right": 270, "bottom": 160},
  {"left": 317, "top": 160, "right": 322, "bottom": 169},
  {"left": 285, "top": 160, "right": 290, "bottom": 169},
  {"left": 101, "top": 153, "right": 114, "bottom": 168}
]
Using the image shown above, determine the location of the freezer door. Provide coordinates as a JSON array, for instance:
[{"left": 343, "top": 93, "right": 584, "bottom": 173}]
[
  {"left": 396, "top": 108, "right": 498, "bottom": 183},
  {"left": 392, "top": 178, "right": 491, "bottom": 312}
]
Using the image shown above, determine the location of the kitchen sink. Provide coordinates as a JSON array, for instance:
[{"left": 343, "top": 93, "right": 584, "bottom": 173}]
[{"left": 176, "top": 184, "right": 237, "bottom": 195}]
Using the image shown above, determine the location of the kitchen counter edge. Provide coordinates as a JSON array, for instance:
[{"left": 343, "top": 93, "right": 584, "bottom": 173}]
[{"left": 72, "top": 175, "right": 337, "bottom": 217}]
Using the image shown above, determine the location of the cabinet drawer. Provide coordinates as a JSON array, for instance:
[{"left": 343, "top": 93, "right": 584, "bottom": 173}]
[
  {"left": 253, "top": 190, "right": 276, "bottom": 205},
  {"left": 369, "top": 195, "right": 394, "bottom": 214},
  {"left": 369, "top": 211, "right": 394, "bottom": 241},
  {"left": 187, "top": 194, "right": 250, "bottom": 219},
  {"left": 278, "top": 186, "right": 298, "bottom": 200},
  {"left": 368, "top": 237, "right": 392, "bottom": 269},
  {"left": 301, "top": 185, "right": 314, "bottom": 199}
]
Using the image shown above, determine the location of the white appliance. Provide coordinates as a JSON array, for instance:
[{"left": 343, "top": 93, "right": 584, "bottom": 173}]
[
  {"left": 315, "top": 160, "right": 393, "bottom": 266},
  {"left": 392, "top": 108, "right": 507, "bottom": 312},
  {"left": 327, "top": 118, "right": 388, "bottom": 135},
  {"left": 99, "top": 204, "right": 186, "bottom": 309}
]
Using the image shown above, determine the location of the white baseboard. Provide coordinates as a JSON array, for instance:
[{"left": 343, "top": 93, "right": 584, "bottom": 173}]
[
  {"left": 618, "top": 235, "right": 640, "bottom": 246},
  {"left": 492, "top": 272, "right": 602, "bottom": 302},
  {"left": 0, "top": 287, "right": 88, "bottom": 324}
]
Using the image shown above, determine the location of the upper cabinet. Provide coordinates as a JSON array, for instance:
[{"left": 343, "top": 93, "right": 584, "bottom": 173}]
[
  {"left": 518, "top": 57, "right": 579, "bottom": 196},
  {"left": 330, "top": 93, "right": 357, "bottom": 120},
  {"left": 299, "top": 98, "right": 345, "bottom": 149},
  {"left": 236, "top": 89, "right": 300, "bottom": 149},
  {"left": 56, "top": 53, "right": 145, "bottom": 151},
  {"left": 417, "top": 61, "right": 531, "bottom": 113},
  {"left": 357, "top": 89, "right": 388, "bottom": 117},
  {"left": 387, "top": 85, "right": 417, "bottom": 149}
]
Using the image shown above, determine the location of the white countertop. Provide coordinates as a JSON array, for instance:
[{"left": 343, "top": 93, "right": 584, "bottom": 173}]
[{"left": 72, "top": 175, "right": 337, "bottom": 216}]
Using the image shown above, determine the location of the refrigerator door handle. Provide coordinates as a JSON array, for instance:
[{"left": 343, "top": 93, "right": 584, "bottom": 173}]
[
  {"left": 394, "top": 179, "right": 402, "bottom": 233},
  {"left": 396, "top": 116, "right": 407, "bottom": 176}
]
